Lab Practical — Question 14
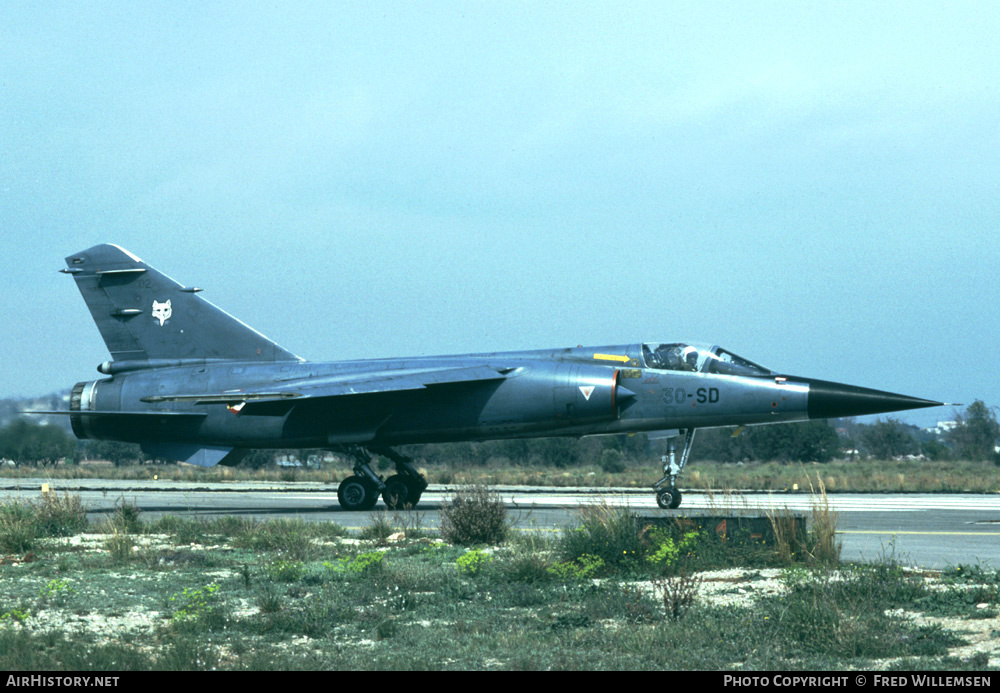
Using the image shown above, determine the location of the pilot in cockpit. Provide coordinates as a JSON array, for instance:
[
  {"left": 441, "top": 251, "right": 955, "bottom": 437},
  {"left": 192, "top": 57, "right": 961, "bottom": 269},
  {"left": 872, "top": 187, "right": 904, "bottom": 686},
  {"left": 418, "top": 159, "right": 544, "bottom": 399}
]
[
  {"left": 681, "top": 345, "right": 699, "bottom": 371},
  {"left": 646, "top": 344, "right": 701, "bottom": 372}
]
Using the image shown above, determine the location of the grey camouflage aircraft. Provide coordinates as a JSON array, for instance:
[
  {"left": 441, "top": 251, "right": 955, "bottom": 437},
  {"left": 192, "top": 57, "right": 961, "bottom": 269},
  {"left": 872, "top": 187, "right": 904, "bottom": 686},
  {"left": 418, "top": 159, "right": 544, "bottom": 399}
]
[{"left": 38, "top": 244, "right": 946, "bottom": 510}]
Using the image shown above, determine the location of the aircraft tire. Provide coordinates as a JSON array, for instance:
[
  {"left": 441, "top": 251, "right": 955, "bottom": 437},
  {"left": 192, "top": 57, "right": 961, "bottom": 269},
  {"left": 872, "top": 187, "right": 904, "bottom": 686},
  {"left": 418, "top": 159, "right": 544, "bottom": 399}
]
[
  {"left": 359, "top": 484, "right": 379, "bottom": 511},
  {"left": 382, "top": 475, "right": 412, "bottom": 510},
  {"left": 410, "top": 475, "right": 429, "bottom": 506},
  {"left": 656, "top": 488, "right": 682, "bottom": 510},
  {"left": 338, "top": 475, "right": 374, "bottom": 511},
  {"left": 405, "top": 475, "right": 427, "bottom": 504}
]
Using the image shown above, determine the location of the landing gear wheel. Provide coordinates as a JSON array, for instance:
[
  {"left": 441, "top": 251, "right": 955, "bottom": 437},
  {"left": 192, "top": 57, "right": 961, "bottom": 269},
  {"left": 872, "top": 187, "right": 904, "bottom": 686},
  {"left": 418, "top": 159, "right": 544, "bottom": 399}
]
[
  {"left": 334, "top": 445, "right": 426, "bottom": 510},
  {"left": 338, "top": 475, "right": 378, "bottom": 511},
  {"left": 656, "top": 488, "right": 682, "bottom": 510},
  {"left": 382, "top": 475, "right": 413, "bottom": 509},
  {"left": 360, "top": 484, "right": 379, "bottom": 510},
  {"left": 406, "top": 474, "right": 427, "bottom": 507}
]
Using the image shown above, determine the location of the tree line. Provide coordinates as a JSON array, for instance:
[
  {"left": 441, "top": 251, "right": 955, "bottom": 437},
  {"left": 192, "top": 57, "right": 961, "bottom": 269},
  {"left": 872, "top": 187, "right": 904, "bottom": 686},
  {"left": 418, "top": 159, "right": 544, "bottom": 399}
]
[{"left": 1, "top": 401, "right": 998, "bottom": 468}]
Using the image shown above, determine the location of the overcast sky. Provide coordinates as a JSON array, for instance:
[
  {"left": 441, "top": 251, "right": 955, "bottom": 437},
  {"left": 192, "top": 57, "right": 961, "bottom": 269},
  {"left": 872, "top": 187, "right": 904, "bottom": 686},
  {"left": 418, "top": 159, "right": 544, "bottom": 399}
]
[{"left": 2, "top": 2, "right": 998, "bottom": 426}]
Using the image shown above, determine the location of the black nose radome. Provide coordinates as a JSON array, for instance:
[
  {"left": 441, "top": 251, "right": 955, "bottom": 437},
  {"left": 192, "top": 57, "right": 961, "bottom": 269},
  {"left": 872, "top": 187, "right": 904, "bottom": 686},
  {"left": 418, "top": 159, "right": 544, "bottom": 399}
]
[{"left": 803, "top": 378, "right": 944, "bottom": 420}]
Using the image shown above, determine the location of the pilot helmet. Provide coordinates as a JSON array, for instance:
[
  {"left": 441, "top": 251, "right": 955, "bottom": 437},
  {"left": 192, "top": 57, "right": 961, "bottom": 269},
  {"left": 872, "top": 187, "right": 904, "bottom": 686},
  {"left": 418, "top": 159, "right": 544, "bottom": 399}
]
[{"left": 681, "top": 345, "right": 699, "bottom": 368}]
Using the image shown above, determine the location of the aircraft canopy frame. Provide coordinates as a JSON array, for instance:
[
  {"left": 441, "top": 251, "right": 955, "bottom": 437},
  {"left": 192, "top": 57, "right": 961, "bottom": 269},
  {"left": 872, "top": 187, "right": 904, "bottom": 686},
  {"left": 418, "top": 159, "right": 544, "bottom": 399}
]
[{"left": 641, "top": 343, "right": 773, "bottom": 377}]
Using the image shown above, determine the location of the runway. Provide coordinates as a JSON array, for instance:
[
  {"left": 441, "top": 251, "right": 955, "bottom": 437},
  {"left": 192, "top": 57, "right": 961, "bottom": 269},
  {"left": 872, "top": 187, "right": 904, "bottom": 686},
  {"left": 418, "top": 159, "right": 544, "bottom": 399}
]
[{"left": 2, "top": 479, "right": 998, "bottom": 569}]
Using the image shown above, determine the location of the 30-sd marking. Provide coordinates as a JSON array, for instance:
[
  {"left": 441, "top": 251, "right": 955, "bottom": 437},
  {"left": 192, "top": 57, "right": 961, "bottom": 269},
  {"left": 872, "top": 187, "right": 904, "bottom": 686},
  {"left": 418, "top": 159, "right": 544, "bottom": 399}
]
[{"left": 662, "top": 387, "right": 720, "bottom": 405}]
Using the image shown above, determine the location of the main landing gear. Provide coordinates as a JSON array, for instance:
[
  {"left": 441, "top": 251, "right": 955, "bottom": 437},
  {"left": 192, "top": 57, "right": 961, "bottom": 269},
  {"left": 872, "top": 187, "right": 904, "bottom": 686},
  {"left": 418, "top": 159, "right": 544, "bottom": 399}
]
[
  {"left": 334, "top": 445, "right": 428, "bottom": 512},
  {"left": 654, "top": 429, "right": 696, "bottom": 510}
]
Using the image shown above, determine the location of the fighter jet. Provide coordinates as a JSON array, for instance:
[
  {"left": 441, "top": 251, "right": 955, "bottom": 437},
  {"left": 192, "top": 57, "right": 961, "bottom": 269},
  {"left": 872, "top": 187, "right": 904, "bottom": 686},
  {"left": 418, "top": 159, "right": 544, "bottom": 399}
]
[{"left": 39, "top": 244, "right": 946, "bottom": 510}]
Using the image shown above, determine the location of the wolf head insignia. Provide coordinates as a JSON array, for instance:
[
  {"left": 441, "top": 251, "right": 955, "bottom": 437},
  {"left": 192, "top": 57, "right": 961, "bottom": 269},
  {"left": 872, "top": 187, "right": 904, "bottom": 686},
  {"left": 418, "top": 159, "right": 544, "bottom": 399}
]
[{"left": 151, "top": 299, "right": 172, "bottom": 326}]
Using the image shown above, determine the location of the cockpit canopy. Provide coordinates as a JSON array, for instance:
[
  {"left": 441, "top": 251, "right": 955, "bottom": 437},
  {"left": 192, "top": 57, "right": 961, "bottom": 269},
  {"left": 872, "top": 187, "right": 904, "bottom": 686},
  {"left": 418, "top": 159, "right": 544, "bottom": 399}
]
[{"left": 642, "top": 343, "right": 773, "bottom": 377}]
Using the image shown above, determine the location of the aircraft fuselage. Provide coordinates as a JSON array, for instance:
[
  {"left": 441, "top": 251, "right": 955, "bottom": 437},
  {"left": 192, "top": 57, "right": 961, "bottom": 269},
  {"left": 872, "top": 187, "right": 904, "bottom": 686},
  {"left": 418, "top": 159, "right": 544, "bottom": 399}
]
[{"left": 69, "top": 343, "right": 924, "bottom": 452}]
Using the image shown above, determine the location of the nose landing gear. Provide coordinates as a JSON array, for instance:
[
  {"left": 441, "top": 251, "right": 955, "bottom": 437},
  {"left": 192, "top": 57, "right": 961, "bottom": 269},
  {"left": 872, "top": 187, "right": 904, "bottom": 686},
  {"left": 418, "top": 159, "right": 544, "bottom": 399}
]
[{"left": 653, "top": 429, "right": 696, "bottom": 510}]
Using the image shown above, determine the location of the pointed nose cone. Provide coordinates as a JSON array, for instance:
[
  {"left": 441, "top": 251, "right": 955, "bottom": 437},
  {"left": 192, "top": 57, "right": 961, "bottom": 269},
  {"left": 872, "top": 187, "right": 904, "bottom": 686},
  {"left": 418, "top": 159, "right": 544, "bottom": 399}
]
[
  {"left": 615, "top": 385, "right": 637, "bottom": 403},
  {"left": 805, "top": 378, "right": 944, "bottom": 420}
]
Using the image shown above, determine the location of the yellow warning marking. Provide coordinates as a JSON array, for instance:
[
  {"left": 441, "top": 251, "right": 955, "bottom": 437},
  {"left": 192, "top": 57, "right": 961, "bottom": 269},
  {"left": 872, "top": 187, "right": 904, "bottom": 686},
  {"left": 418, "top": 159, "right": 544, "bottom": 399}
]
[{"left": 593, "top": 353, "right": 630, "bottom": 363}]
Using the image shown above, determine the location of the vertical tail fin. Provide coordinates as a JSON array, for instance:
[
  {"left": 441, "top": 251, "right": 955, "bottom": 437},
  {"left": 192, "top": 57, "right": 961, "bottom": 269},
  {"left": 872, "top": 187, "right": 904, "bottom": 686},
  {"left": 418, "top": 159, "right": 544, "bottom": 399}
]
[{"left": 64, "top": 244, "right": 302, "bottom": 363}]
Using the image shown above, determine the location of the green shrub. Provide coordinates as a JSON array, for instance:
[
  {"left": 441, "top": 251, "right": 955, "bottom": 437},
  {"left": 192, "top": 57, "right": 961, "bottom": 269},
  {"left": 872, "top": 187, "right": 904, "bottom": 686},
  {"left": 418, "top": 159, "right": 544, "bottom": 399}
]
[
  {"left": 440, "top": 484, "right": 509, "bottom": 546},
  {"left": 456, "top": 548, "right": 493, "bottom": 576},
  {"left": 548, "top": 554, "right": 605, "bottom": 580},
  {"left": 265, "top": 559, "right": 305, "bottom": 582},
  {"left": 37, "top": 579, "right": 74, "bottom": 605},
  {"left": 646, "top": 528, "right": 699, "bottom": 574},
  {"left": 558, "top": 502, "right": 643, "bottom": 570},
  {"left": 0, "top": 493, "right": 90, "bottom": 554},
  {"left": 111, "top": 497, "right": 142, "bottom": 533},
  {"left": 599, "top": 449, "right": 627, "bottom": 474},
  {"left": 104, "top": 525, "right": 135, "bottom": 562},
  {"left": 254, "top": 582, "right": 283, "bottom": 614},
  {"left": 0, "top": 501, "right": 36, "bottom": 553},
  {"left": 651, "top": 572, "right": 703, "bottom": 620},
  {"left": 33, "top": 492, "right": 88, "bottom": 537},
  {"left": 169, "top": 583, "right": 221, "bottom": 624},
  {"left": 499, "top": 551, "right": 555, "bottom": 584},
  {"left": 326, "top": 551, "right": 386, "bottom": 577}
]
